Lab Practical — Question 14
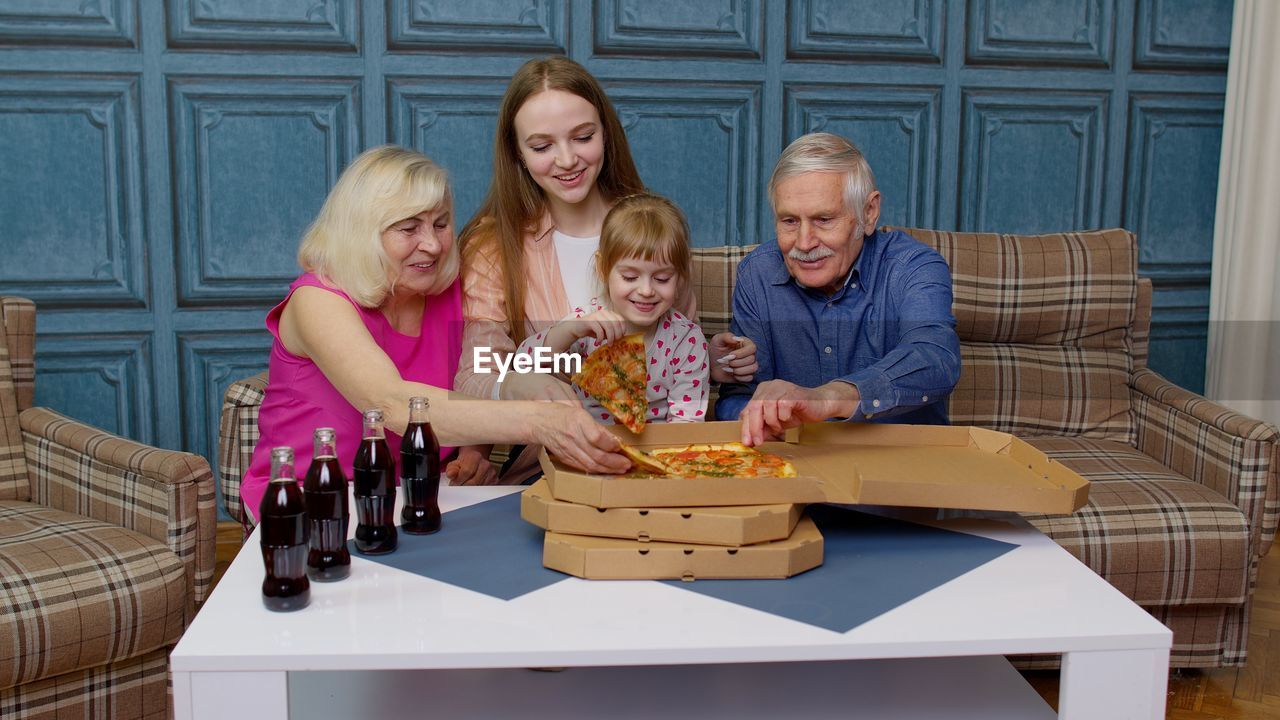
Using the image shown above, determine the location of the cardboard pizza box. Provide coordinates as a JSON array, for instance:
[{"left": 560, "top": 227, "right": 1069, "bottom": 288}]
[
  {"left": 542, "top": 515, "right": 824, "bottom": 580},
  {"left": 540, "top": 421, "right": 1089, "bottom": 514},
  {"left": 521, "top": 478, "right": 803, "bottom": 547}
]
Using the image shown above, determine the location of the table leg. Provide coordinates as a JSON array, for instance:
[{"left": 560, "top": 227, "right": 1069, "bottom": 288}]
[
  {"left": 172, "top": 670, "right": 289, "bottom": 720},
  {"left": 1058, "top": 648, "right": 1169, "bottom": 720}
]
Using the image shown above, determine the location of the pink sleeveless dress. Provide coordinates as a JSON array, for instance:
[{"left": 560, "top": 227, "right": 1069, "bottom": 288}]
[{"left": 242, "top": 273, "right": 462, "bottom": 521}]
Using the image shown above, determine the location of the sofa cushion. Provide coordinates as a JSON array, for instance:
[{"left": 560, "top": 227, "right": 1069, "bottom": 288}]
[
  {"left": 1022, "top": 437, "right": 1250, "bottom": 607},
  {"left": 903, "top": 228, "right": 1138, "bottom": 442},
  {"left": 0, "top": 501, "right": 187, "bottom": 689},
  {"left": 954, "top": 342, "right": 1133, "bottom": 440}
]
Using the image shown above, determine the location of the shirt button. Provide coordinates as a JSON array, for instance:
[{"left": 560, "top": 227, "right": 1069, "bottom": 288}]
[
  {"left": 922, "top": 395, "right": 929, "bottom": 402},
  {"left": 872, "top": 399, "right": 881, "bottom": 408},
  {"left": 851, "top": 282, "right": 857, "bottom": 289},
  {"left": 824, "top": 346, "right": 832, "bottom": 354}
]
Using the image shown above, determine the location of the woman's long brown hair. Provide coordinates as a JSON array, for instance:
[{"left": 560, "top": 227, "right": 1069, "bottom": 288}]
[{"left": 460, "top": 56, "right": 645, "bottom": 343}]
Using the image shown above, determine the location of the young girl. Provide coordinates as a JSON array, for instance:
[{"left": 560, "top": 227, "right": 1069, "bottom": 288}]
[{"left": 517, "top": 193, "right": 710, "bottom": 423}]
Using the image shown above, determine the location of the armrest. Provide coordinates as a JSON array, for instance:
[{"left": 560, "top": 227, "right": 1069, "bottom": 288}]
[
  {"left": 1, "top": 296, "right": 35, "bottom": 411},
  {"left": 1131, "top": 367, "right": 1280, "bottom": 556},
  {"left": 19, "top": 407, "right": 218, "bottom": 606},
  {"left": 217, "top": 371, "right": 267, "bottom": 529}
]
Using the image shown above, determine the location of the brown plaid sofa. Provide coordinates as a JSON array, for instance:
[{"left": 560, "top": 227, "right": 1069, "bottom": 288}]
[
  {"left": 218, "top": 228, "right": 1278, "bottom": 668},
  {"left": 0, "top": 297, "right": 217, "bottom": 720}
]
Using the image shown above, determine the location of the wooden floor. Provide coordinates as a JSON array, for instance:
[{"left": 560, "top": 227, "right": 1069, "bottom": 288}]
[{"left": 214, "top": 523, "right": 1280, "bottom": 717}]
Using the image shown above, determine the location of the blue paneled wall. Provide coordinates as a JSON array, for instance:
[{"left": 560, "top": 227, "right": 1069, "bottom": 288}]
[{"left": 0, "top": 0, "right": 1232, "bottom": 517}]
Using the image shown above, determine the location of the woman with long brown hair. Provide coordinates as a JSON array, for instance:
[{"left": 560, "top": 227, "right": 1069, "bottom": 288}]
[{"left": 456, "top": 57, "right": 756, "bottom": 419}]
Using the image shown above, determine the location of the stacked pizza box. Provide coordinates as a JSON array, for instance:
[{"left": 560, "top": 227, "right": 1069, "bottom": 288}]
[
  {"left": 520, "top": 477, "right": 824, "bottom": 581},
  {"left": 522, "top": 337, "right": 824, "bottom": 579}
]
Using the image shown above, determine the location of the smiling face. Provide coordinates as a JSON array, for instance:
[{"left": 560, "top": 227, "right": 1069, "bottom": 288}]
[
  {"left": 774, "top": 171, "right": 879, "bottom": 296},
  {"left": 605, "top": 256, "right": 680, "bottom": 329},
  {"left": 513, "top": 89, "right": 606, "bottom": 213},
  {"left": 380, "top": 203, "right": 453, "bottom": 297}
]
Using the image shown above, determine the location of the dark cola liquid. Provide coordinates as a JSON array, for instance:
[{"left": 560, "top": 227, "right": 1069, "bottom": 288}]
[
  {"left": 352, "top": 437, "right": 397, "bottom": 554},
  {"left": 304, "top": 456, "right": 350, "bottom": 581},
  {"left": 400, "top": 420, "right": 441, "bottom": 535},
  {"left": 260, "top": 481, "right": 310, "bottom": 611}
]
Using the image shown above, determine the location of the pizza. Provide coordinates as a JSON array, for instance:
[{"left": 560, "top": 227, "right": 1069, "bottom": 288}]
[
  {"left": 572, "top": 333, "right": 648, "bottom": 433},
  {"left": 621, "top": 442, "right": 797, "bottom": 479}
]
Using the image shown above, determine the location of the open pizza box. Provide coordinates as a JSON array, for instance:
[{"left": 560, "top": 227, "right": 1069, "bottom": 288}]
[
  {"left": 540, "top": 421, "right": 1089, "bottom": 514},
  {"left": 522, "top": 478, "right": 802, "bottom": 547},
  {"left": 542, "top": 515, "right": 824, "bottom": 580}
]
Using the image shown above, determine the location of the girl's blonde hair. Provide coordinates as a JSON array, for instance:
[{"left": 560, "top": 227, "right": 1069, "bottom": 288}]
[
  {"left": 297, "top": 145, "right": 458, "bottom": 307},
  {"left": 596, "top": 193, "right": 692, "bottom": 305}
]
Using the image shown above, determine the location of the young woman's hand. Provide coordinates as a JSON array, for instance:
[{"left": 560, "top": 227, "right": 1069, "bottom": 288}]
[
  {"left": 709, "top": 333, "right": 759, "bottom": 383},
  {"left": 446, "top": 446, "right": 500, "bottom": 485}
]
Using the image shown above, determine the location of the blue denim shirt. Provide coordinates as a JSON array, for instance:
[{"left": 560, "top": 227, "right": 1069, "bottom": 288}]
[{"left": 715, "top": 229, "right": 961, "bottom": 424}]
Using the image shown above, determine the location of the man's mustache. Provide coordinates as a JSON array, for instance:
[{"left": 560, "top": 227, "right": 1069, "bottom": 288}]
[{"left": 788, "top": 246, "right": 835, "bottom": 262}]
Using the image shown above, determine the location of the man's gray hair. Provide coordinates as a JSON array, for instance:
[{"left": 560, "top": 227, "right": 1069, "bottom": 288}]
[{"left": 768, "top": 132, "right": 878, "bottom": 227}]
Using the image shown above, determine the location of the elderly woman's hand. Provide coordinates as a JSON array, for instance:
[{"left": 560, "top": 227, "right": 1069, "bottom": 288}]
[
  {"left": 532, "top": 405, "right": 631, "bottom": 474},
  {"left": 446, "top": 446, "right": 499, "bottom": 485}
]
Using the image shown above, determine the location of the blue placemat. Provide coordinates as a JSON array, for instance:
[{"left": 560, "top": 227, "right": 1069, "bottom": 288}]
[
  {"left": 666, "top": 504, "right": 1018, "bottom": 633},
  {"left": 349, "top": 493, "right": 564, "bottom": 600}
]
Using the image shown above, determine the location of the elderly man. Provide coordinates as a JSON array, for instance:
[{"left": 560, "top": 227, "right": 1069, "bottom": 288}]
[{"left": 715, "top": 132, "right": 961, "bottom": 446}]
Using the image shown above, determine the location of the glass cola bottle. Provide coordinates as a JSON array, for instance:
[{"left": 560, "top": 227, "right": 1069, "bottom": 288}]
[
  {"left": 260, "top": 446, "right": 310, "bottom": 611},
  {"left": 400, "top": 397, "right": 442, "bottom": 534},
  {"left": 352, "top": 409, "right": 397, "bottom": 554},
  {"left": 303, "top": 427, "right": 350, "bottom": 581}
]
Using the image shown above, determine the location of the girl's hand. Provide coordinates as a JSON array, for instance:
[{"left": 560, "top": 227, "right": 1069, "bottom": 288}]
[{"left": 569, "top": 308, "right": 628, "bottom": 344}]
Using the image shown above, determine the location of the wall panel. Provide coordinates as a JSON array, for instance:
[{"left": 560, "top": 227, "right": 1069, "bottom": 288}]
[
  {"left": 1134, "top": 0, "right": 1231, "bottom": 69},
  {"left": 177, "top": 331, "right": 272, "bottom": 503},
  {"left": 387, "top": 0, "right": 566, "bottom": 53},
  {"left": 0, "top": 0, "right": 137, "bottom": 47},
  {"left": 593, "top": 0, "right": 761, "bottom": 58},
  {"left": 387, "top": 77, "right": 507, "bottom": 227},
  {"left": 0, "top": 75, "right": 146, "bottom": 307},
  {"left": 169, "top": 77, "right": 360, "bottom": 306},
  {"left": 960, "top": 90, "right": 1107, "bottom": 234},
  {"left": 33, "top": 333, "right": 153, "bottom": 442},
  {"left": 606, "top": 80, "right": 761, "bottom": 247},
  {"left": 786, "top": 84, "right": 941, "bottom": 230},
  {"left": 165, "top": 0, "right": 359, "bottom": 51},
  {"left": 966, "top": 0, "right": 1113, "bottom": 67},
  {"left": 787, "top": 0, "right": 944, "bottom": 62}
]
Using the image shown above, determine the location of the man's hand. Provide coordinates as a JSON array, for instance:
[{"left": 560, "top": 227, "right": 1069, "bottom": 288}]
[
  {"left": 739, "top": 380, "right": 861, "bottom": 446},
  {"left": 709, "top": 333, "right": 759, "bottom": 384},
  {"left": 446, "top": 446, "right": 499, "bottom": 485}
]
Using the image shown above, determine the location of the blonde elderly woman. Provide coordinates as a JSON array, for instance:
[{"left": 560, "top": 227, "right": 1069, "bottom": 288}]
[{"left": 241, "top": 145, "right": 628, "bottom": 520}]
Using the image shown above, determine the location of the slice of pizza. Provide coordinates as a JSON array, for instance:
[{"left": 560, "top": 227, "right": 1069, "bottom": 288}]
[
  {"left": 618, "top": 441, "right": 673, "bottom": 476},
  {"left": 572, "top": 333, "right": 648, "bottom": 434}
]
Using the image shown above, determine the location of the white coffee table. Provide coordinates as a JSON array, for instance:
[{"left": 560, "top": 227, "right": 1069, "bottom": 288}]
[{"left": 172, "top": 487, "right": 1171, "bottom": 719}]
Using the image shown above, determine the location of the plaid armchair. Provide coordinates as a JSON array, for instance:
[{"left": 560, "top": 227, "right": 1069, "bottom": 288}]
[
  {"left": 217, "top": 228, "right": 1278, "bottom": 667},
  {"left": 0, "top": 297, "right": 217, "bottom": 719}
]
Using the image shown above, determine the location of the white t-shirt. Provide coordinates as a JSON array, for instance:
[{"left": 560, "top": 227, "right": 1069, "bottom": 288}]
[{"left": 552, "top": 230, "right": 601, "bottom": 314}]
